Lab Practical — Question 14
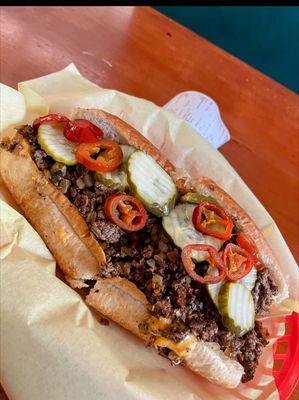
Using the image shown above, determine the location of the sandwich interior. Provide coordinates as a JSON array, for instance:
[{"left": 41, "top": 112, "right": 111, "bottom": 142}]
[{"left": 9, "top": 122, "right": 281, "bottom": 383}]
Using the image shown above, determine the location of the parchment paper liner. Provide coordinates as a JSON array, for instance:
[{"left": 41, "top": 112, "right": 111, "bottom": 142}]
[{"left": 1, "top": 64, "right": 298, "bottom": 400}]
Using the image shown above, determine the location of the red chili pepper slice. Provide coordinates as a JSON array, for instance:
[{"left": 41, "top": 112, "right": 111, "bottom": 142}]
[
  {"left": 104, "top": 194, "right": 148, "bottom": 231},
  {"left": 63, "top": 119, "right": 104, "bottom": 143},
  {"left": 76, "top": 139, "right": 122, "bottom": 172},
  {"left": 192, "top": 201, "right": 233, "bottom": 240},
  {"left": 222, "top": 243, "right": 253, "bottom": 280},
  {"left": 33, "top": 114, "right": 70, "bottom": 129},
  {"left": 182, "top": 244, "right": 226, "bottom": 284},
  {"left": 236, "top": 232, "right": 264, "bottom": 270}
]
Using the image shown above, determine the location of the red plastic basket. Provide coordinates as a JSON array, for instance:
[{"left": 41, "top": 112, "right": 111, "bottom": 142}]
[{"left": 272, "top": 312, "right": 299, "bottom": 400}]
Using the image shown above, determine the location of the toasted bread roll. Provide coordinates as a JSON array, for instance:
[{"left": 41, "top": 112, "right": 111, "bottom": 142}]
[
  {"left": 86, "top": 277, "right": 149, "bottom": 339},
  {"left": 0, "top": 135, "right": 105, "bottom": 280},
  {"left": 0, "top": 109, "right": 288, "bottom": 389}
]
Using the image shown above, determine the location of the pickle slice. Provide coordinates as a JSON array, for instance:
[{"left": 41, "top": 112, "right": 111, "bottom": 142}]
[
  {"left": 206, "top": 266, "right": 223, "bottom": 308},
  {"left": 94, "top": 145, "right": 136, "bottom": 190},
  {"left": 37, "top": 123, "right": 77, "bottom": 165},
  {"left": 162, "top": 203, "right": 223, "bottom": 262},
  {"left": 94, "top": 170, "right": 128, "bottom": 190},
  {"left": 206, "top": 266, "right": 257, "bottom": 309},
  {"left": 120, "top": 144, "right": 136, "bottom": 161},
  {"left": 180, "top": 192, "right": 219, "bottom": 205},
  {"left": 218, "top": 282, "right": 255, "bottom": 336},
  {"left": 239, "top": 266, "right": 257, "bottom": 291},
  {"left": 127, "top": 150, "right": 178, "bottom": 217}
]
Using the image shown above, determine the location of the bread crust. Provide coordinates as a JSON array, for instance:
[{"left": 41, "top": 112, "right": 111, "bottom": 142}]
[
  {"left": 73, "top": 108, "right": 192, "bottom": 193},
  {"left": 0, "top": 134, "right": 105, "bottom": 280},
  {"left": 86, "top": 277, "right": 149, "bottom": 339},
  {"left": 0, "top": 110, "right": 289, "bottom": 389}
]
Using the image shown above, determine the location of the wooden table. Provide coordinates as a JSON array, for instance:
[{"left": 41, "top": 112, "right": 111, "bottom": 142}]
[{"left": 0, "top": 6, "right": 298, "bottom": 400}]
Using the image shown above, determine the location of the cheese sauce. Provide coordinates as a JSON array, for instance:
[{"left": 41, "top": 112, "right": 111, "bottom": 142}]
[{"left": 154, "top": 335, "right": 198, "bottom": 358}]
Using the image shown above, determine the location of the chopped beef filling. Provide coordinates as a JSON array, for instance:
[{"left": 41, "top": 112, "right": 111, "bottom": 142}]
[
  {"left": 91, "top": 219, "right": 124, "bottom": 243},
  {"left": 252, "top": 267, "right": 279, "bottom": 315},
  {"left": 32, "top": 149, "right": 50, "bottom": 171},
  {"left": 18, "top": 124, "right": 36, "bottom": 144},
  {"left": 20, "top": 125, "right": 279, "bottom": 383}
]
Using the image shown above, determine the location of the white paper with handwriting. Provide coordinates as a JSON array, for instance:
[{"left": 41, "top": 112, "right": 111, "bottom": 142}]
[{"left": 164, "top": 91, "right": 230, "bottom": 148}]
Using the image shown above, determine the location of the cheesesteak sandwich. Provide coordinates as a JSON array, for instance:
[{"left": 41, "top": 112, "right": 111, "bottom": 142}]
[{"left": 0, "top": 109, "right": 288, "bottom": 388}]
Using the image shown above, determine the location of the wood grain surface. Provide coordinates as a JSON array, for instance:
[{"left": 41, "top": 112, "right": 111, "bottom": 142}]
[{"left": 0, "top": 6, "right": 298, "bottom": 400}]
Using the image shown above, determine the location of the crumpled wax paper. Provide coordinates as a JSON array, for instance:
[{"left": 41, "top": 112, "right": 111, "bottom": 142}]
[{"left": 1, "top": 64, "right": 298, "bottom": 400}]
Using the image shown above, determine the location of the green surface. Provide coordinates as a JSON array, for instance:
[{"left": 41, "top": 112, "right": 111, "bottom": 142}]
[{"left": 155, "top": 6, "right": 299, "bottom": 93}]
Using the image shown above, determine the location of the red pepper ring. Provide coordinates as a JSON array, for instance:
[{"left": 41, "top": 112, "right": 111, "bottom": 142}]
[
  {"left": 76, "top": 139, "right": 123, "bottom": 173},
  {"left": 236, "top": 232, "right": 264, "bottom": 270},
  {"left": 105, "top": 194, "right": 148, "bottom": 232},
  {"left": 64, "top": 119, "right": 104, "bottom": 143},
  {"left": 33, "top": 113, "right": 70, "bottom": 129},
  {"left": 222, "top": 243, "right": 253, "bottom": 281},
  {"left": 192, "top": 201, "right": 233, "bottom": 241},
  {"left": 182, "top": 244, "right": 226, "bottom": 284}
]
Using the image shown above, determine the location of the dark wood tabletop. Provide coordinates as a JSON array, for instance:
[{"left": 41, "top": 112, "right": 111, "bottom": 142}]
[{"left": 0, "top": 6, "right": 298, "bottom": 400}]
